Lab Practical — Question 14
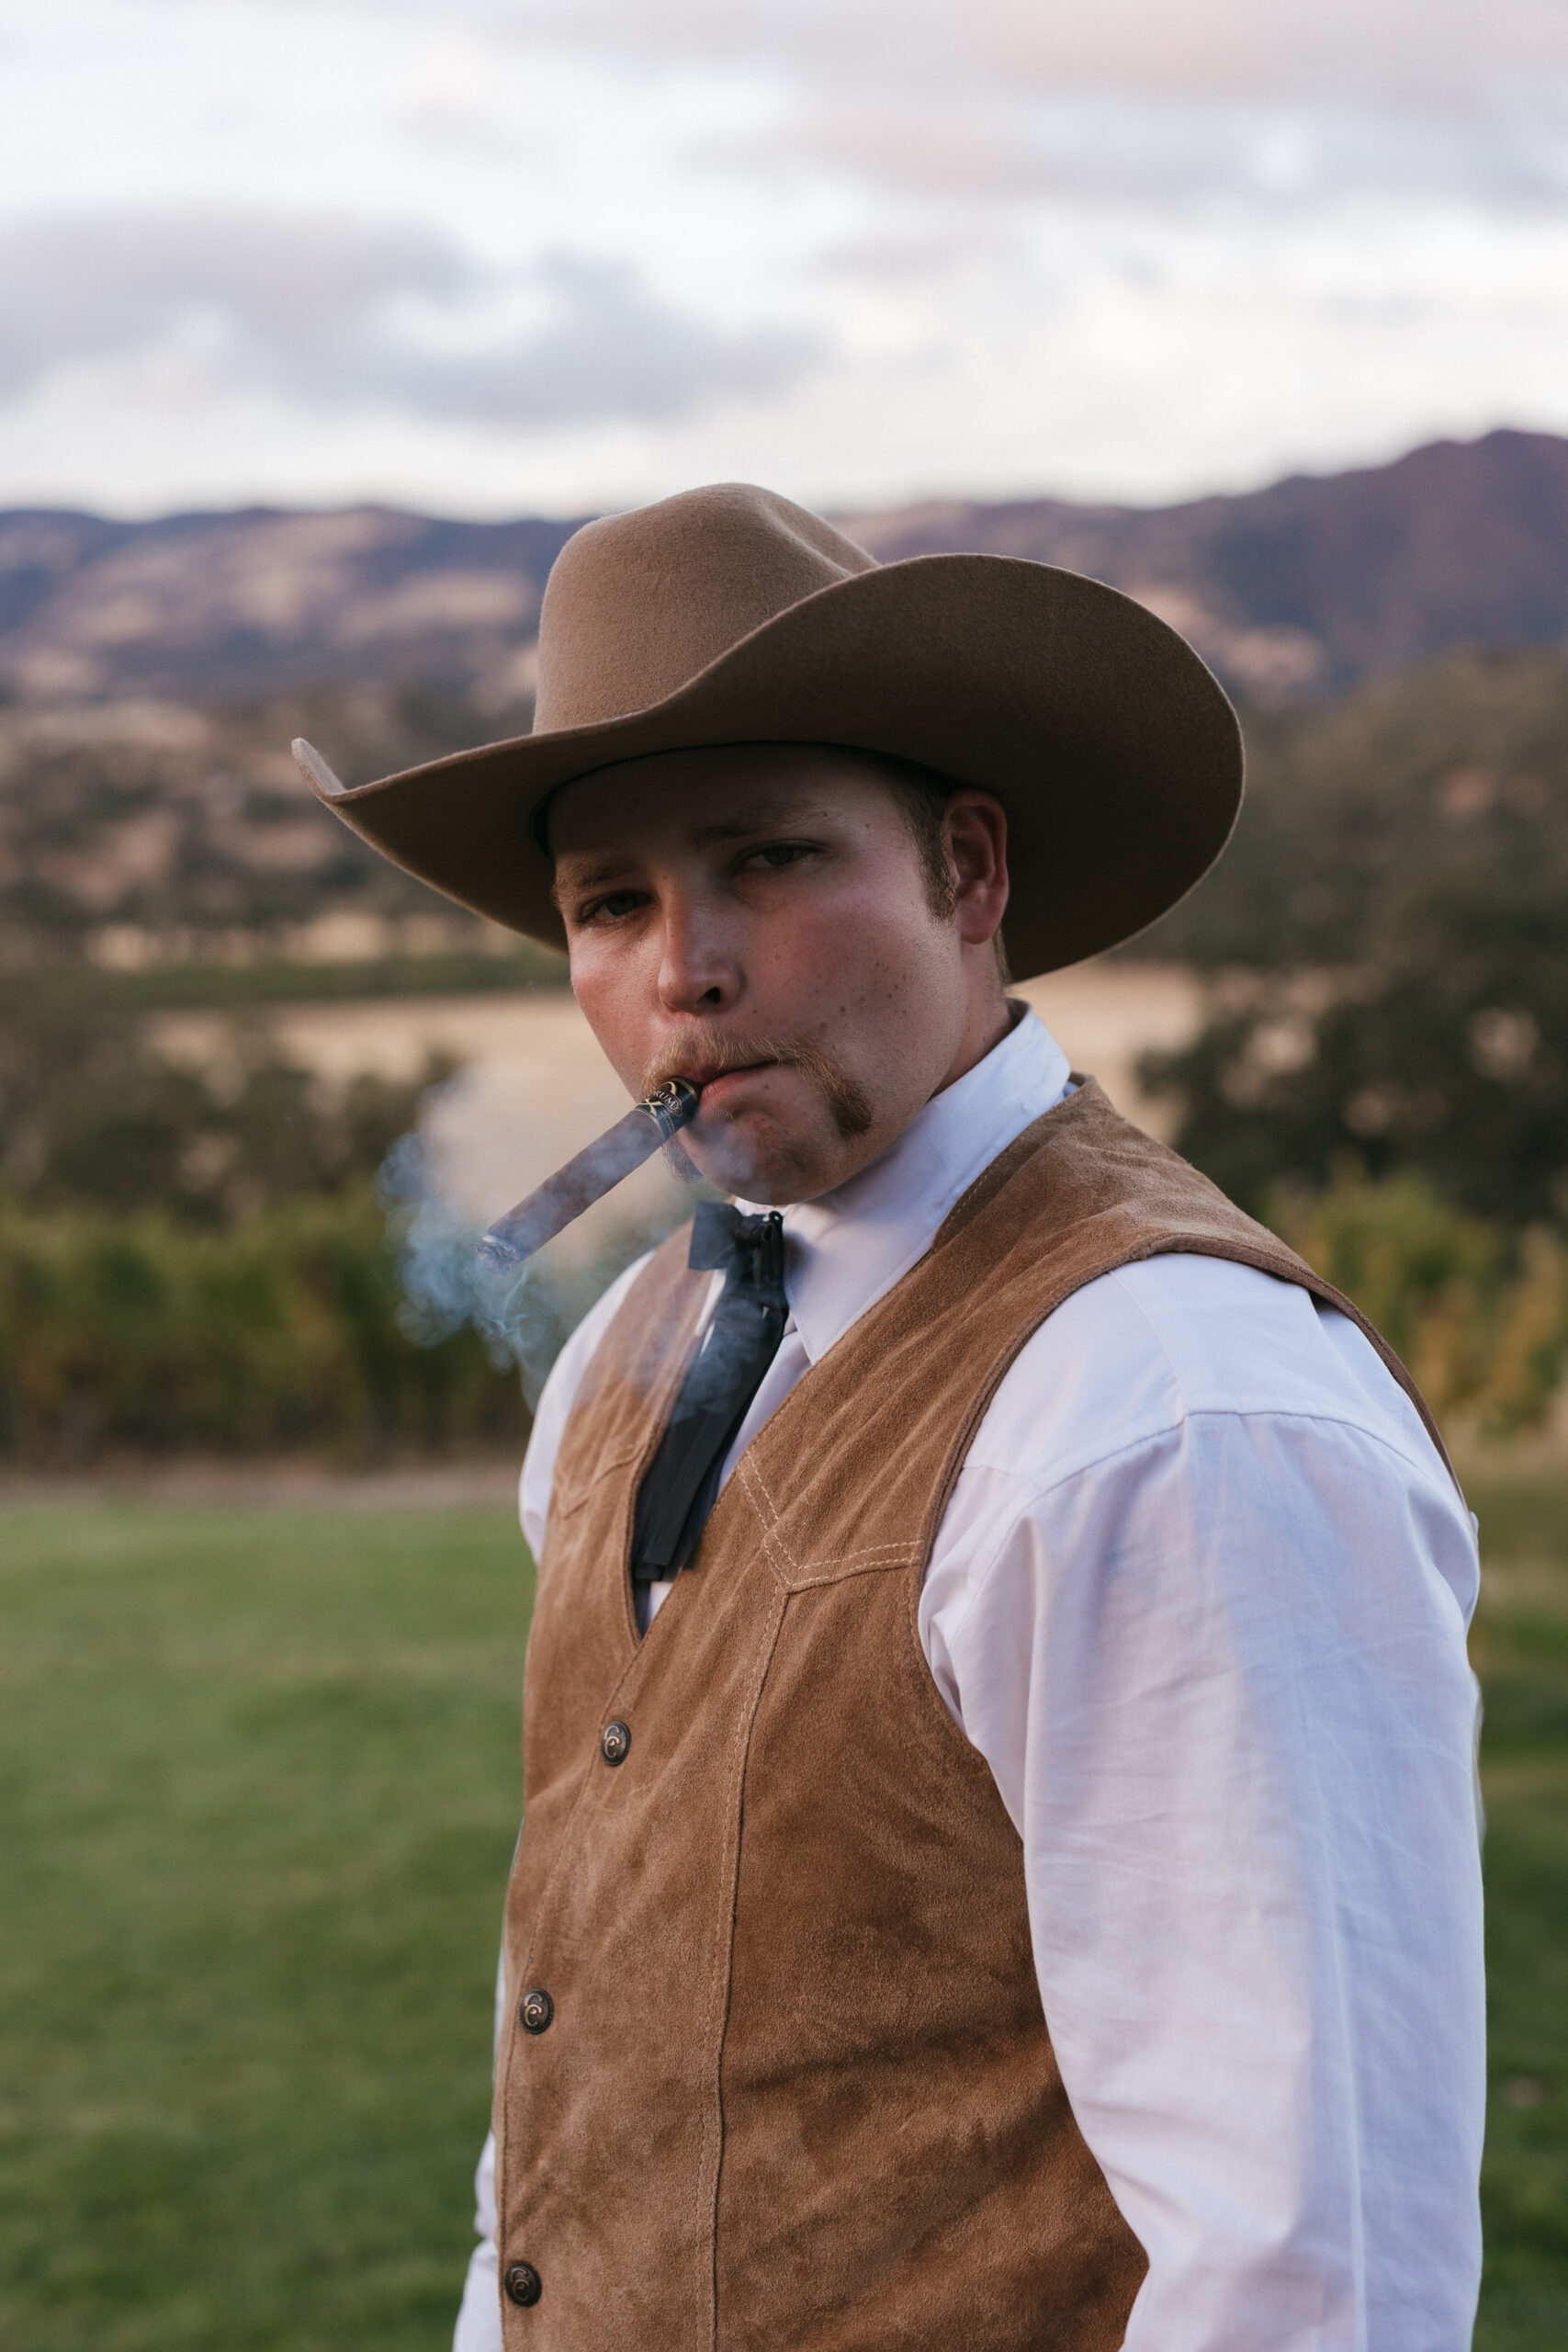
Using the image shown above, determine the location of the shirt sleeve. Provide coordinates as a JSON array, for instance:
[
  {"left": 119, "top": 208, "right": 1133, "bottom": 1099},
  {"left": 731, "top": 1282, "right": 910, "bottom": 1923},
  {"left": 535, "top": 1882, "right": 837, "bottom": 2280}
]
[{"left": 925, "top": 1407, "right": 1485, "bottom": 2350}]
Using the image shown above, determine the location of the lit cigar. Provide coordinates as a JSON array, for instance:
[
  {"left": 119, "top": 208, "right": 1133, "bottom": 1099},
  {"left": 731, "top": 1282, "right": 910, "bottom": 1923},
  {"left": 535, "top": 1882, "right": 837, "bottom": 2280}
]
[{"left": 477, "top": 1078, "right": 701, "bottom": 1272}]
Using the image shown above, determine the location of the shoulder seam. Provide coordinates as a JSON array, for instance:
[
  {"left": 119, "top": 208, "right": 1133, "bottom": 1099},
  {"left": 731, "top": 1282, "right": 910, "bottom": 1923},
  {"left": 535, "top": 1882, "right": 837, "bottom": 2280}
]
[
  {"left": 933, "top": 1402, "right": 1465, "bottom": 1648},
  {"left": 961, "top": 1399, "right": 1461, "bottom": 1527}
]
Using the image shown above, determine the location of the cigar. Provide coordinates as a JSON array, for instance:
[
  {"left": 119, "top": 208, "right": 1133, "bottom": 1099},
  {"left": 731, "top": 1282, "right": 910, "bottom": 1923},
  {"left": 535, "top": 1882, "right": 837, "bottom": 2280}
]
[{"left": 477, "top": 1078, "right": 701, "bottom": 1272}]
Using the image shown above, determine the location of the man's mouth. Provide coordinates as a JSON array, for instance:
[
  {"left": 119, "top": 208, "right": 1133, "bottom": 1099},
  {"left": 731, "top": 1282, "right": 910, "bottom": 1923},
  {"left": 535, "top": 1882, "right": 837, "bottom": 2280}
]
[
  {"left": 645, "top": 1033, "right": 874, "bottom": 1144},
  {"left": 682, "top": 1060, "right": 778, "bottom": 1109}
]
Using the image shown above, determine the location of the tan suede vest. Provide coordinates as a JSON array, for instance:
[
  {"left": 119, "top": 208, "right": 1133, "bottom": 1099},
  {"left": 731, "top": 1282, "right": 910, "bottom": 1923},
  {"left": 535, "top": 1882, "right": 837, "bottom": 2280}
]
[{"left": 493, "top": 1082, "right": 1450, "bottom": 2350}]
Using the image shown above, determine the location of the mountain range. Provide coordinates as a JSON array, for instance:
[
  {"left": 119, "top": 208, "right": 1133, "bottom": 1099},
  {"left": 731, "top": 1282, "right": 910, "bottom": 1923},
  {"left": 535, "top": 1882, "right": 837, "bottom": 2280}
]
[{"left": 4, "top": 428, "right": 1568, "bottom": 712}]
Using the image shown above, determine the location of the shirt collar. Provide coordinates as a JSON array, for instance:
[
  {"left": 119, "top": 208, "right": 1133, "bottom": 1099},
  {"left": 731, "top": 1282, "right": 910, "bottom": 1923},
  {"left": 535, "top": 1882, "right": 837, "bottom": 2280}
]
[{"left": 739, "top": 1005, "right": 1072, "bottom": 1367}]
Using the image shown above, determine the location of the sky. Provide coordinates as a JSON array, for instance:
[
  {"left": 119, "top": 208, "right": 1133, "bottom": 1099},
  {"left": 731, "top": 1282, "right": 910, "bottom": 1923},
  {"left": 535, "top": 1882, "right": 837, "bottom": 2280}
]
[{"left": 5, "top": 0, "right": 1568, "bottom": 517}]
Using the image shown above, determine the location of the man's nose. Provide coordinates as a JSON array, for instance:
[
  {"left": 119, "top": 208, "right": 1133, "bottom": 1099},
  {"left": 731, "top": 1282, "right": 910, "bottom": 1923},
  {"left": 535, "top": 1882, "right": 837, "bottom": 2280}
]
[{"left": 656, "top": 897, "right": 739, "bottom": 1014}]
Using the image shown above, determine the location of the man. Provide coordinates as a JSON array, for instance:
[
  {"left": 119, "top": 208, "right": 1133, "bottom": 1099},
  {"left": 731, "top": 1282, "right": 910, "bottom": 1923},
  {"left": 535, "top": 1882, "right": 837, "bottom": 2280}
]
[{"left": 300, "top": 484, "right": 1484, "bottom": 2349}]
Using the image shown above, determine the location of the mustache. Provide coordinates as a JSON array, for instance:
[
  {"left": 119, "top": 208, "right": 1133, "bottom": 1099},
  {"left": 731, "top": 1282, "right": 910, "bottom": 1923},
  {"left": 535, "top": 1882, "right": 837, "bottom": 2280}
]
[{"left": 643, "top": 1028, "right": 874, "bottom": 1141}]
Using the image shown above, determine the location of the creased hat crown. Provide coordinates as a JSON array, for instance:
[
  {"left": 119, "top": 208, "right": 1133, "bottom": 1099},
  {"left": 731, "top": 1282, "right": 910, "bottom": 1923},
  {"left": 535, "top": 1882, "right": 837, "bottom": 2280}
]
[{"left": 534, "top": 482, "right": 877, "bottom": 733}]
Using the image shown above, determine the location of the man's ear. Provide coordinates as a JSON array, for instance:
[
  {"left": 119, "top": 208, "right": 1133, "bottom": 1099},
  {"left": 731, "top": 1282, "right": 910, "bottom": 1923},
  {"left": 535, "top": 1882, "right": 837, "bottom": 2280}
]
[{"left": 943, "top": 794, "right": 1010, "bottom": 947}]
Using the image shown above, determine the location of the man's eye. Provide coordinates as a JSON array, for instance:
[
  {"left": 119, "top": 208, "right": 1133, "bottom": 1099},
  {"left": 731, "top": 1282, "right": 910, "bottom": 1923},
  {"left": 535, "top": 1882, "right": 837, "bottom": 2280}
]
[
  {"left": 748, "top": 842, "right": 810, "bottom": 871},
  {"left": 581, "top": 888, "right": 646, "bottom": 922}
]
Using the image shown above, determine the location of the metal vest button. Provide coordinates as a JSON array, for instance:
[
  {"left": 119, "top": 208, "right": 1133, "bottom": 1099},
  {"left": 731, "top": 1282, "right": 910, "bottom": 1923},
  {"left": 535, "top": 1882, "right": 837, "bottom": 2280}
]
[
  {"left": 600, "top": 1719, "right": 631, "bottom": 1765},
  {"left": 504, "top": 2260, "right": 542, "bottom": 2308},
  {"left": 520, "top": 1986, "right": 554, "bottom": 2034}
]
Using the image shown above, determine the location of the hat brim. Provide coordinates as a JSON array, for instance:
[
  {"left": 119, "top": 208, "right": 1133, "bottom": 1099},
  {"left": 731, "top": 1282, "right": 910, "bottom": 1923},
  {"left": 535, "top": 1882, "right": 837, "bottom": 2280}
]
[{"left": 303, "top": 553, "right": 1242, "bottom": 981}]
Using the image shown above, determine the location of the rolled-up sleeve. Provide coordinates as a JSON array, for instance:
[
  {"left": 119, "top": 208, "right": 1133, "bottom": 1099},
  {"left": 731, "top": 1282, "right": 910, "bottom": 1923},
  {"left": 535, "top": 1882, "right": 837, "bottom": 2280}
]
[{"left": 930, "top": 1407, "right": 1484, "bottom": 2350}]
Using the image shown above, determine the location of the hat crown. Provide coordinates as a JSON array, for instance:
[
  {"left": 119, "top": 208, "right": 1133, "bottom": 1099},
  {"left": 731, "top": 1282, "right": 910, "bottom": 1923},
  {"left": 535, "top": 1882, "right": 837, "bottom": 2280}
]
[{"left": 534, "top": 481, "right": 877, "bottom": 734}]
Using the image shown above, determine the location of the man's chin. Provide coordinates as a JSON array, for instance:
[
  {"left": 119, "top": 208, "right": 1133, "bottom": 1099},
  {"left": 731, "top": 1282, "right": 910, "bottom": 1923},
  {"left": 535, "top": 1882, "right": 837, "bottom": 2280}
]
[{"left": 685, "top": 1107, "right": 841, "bottom": 1205}]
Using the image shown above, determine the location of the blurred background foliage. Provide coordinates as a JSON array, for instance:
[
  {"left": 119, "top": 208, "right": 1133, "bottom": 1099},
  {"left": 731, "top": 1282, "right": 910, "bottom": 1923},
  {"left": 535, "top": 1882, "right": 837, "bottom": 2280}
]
[
  {"left": 0, "top": 964, "right": 452, "bottom": 1222},
  {"left": 1272, "top": 1177, "right": 1568, "bottom": 1438},
  {"left": 1129, "top": 646, "right": 1568, "bottom": 1445},
  {"left": 3, "top": 640, "right": 1567, "bottom": 1460},
  {"left": 0, "top": 1189, "right": 525, "bottom": 1464},
  {"left": 1147, "top": 649, "right": 1568, "bottom": 1227}
]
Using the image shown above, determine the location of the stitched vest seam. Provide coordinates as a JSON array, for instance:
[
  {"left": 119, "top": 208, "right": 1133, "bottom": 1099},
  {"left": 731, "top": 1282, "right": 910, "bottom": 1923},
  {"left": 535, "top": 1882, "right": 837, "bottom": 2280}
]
[
  {"left": 698, "top": 1568, "right": 790, "bottom": 2352},
  {"left": 739, "top": 1449, "right": 921, "bottom": 1587},
  {"left": 734, "top": 1385, "right": 1023, "bottom": 1772},
  {"left": 515, "top": 1641, "right": 650, "bottom": 1991},
  {"left": 512, "top": 1251, "right": 714, "bottom": 2001},
  {"left": 897, "top": 1535, "right": 1029, "bottom": 1802},
  {"left": 775, "top": 1554, "right": 922, "bottom": 1590},
  {"left": 496, "top": 1648, "right": 641, "bottom": 2306}
]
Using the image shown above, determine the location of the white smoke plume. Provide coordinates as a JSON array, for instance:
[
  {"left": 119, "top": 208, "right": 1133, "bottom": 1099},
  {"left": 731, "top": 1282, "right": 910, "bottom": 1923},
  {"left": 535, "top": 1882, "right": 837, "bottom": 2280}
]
[{"left": 379, "top": 1078, "right": 702, "bottom": 1408}]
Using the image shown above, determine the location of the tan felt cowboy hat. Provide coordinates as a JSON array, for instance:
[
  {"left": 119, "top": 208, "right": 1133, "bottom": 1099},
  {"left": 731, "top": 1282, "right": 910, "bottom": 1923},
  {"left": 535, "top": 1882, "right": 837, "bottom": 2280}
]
[{"left": 293, "top": 481, "right": 1242, "bottom": 981}]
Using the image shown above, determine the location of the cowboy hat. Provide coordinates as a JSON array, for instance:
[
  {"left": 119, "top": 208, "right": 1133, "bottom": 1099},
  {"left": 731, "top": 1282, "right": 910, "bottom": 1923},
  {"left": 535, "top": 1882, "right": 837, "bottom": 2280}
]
[{"left": 293, "top": 481, "right": 1242, "bottom": 980}]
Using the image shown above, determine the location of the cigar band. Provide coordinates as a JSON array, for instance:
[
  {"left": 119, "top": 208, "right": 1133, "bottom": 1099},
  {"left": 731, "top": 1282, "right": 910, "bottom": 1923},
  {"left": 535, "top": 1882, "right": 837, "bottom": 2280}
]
[{"left": 640, "top": 1077, "right": 701, "bottom": 1140}]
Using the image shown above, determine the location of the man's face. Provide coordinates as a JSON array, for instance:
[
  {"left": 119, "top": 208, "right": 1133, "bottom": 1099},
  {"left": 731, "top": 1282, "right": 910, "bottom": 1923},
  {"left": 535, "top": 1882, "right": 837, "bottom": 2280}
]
[{"left": 548, "top": 744, "right": 1009, "bottom": 1204}]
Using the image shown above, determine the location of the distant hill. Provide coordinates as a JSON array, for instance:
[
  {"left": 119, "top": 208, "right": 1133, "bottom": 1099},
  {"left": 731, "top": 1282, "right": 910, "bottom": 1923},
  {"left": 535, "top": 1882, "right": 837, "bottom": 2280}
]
[
  {"left": 840, "top": 430, "right": 1568, "bottom": 702},
  {"left": 3, "top": 428, "right": 1568, "bottom": 709},
  {"left": 4, "top": 427, "right": 1567, "bottom": 967},
  {"left": 0, "top": 508, "right": 581, "bottom": 708}
]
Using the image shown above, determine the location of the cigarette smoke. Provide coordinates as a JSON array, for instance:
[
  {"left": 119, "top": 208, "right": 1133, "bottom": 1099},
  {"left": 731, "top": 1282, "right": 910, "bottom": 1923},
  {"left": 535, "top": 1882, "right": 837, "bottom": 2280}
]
[
  {"left": 378, "top": 1074, "right": 701, "bottom": 1408},
  {"left": 379, "top": 1119, "right": 563, "bottom": 1408}
]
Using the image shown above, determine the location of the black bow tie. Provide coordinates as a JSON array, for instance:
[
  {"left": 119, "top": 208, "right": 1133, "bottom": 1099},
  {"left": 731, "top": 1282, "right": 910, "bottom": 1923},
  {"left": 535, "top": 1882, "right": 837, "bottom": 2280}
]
[{"left": 631, "top": 1201, "right": 788, "bottom": 1583}]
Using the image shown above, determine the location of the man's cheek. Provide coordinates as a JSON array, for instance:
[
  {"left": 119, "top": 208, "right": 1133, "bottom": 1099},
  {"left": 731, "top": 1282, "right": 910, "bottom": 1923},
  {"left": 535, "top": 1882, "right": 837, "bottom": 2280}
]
[
  {"left": 750, "top": 916, "right": 842, "bottom": 1002},
  {"left": 572, "top": 1012, "right": 648, "bottom": 1101}
]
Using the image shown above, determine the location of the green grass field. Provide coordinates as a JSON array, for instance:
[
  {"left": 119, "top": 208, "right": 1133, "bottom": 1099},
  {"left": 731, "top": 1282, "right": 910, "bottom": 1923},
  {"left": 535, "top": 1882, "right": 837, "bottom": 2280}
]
[
  {"left": 1, "top": 1479, "right": 1564, "bottom": 2349},
  {"left": 0, "top": 1500, "right": 529, "bottom": 2352},
  {"left": 1465, "top": 1472, "right": 1568, "bottom": 2350}
]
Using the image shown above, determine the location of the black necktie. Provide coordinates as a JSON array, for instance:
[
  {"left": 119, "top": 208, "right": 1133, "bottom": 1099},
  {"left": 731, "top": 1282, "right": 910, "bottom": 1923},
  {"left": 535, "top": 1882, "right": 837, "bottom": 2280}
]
[{"left": 631, "top": 1201, "right": 787, "bottom": 1583}]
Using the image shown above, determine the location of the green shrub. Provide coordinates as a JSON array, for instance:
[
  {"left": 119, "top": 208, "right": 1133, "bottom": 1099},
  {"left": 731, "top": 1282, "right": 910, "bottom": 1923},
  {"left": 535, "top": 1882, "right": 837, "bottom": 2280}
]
[
  {"left": 1274, "top": 1170, "right": 1568, "bottom": 1436},
  {"left": 0, "top": 1186, "right": 525, "bottom": 1464},
  {"left": 5, "top": 1169, "right": 1563, "bottom": 1462}
]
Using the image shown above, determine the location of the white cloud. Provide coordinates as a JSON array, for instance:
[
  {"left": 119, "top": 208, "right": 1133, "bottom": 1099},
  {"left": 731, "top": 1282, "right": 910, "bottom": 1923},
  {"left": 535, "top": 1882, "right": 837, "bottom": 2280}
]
[
  {"left": 468, "top": 0, "right": 1568, "bottom": 113},
  {"left": 729, "top": 85, "right": 1568, "bottom": 207},
  {"left": 0, "top": 212, "right": 461, "bottom": 396},
  {"left": 0, "top": 212, "right": 816, "bottom": 424},
  {"left": 0, "top": 0, "right": 1567, "bottom": 514}
]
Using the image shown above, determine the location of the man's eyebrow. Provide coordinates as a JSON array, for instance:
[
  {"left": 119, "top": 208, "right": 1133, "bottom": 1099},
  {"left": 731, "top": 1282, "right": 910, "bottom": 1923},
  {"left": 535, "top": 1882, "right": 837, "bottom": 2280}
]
[
  {"left": 687, "top": 796, "right": 819, "bottom": 845},
  {"left": 552, "top": 854, "right": 634, "bottom": 901},
  {"left": 553, "top": 796, "right": 824, "bottom": 900}
]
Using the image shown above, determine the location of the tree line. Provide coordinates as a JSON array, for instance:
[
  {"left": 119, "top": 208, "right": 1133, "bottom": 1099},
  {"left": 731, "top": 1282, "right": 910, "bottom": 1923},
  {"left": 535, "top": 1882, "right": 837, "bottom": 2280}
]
[{"left": 1, "top": 642, "right": 1565, "bottom": 1457}]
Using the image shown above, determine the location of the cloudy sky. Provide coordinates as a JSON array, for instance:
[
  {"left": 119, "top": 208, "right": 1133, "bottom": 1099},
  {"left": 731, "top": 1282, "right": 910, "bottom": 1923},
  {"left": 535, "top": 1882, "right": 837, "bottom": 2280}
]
[{"left": 5, "top": 0, "right": 1568, "bottom": 516}]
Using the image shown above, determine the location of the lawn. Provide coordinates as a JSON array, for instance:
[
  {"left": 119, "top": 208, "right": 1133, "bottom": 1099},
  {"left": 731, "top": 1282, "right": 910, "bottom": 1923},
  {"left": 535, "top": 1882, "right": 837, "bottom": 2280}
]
[
  {"left": 0, "top": 1499, "right": 530, "bottom": 2352},
  {"left": 1, "top": 1477, "right": 1564, "bottom": 2349},
  {"left": 1467, "top": 1470, "right": 1568, "bottom": 2350}
]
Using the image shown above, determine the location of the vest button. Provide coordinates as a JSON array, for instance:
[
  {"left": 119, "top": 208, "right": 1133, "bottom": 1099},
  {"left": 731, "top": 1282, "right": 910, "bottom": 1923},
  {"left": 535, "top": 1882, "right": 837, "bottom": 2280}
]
[
  {"left": 503, "top": 2260, "right": 542, "bottom": 2308},
  {"left": 519, "top": 1985, "right": 554, "bottom": 2035},
  {"left": 600, "top": 1719, "right": 632, "bottom": 1766}
]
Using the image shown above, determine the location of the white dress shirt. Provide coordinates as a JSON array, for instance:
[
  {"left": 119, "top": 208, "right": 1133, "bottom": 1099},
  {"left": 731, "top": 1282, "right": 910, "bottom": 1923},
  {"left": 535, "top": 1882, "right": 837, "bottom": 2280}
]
[{"left": 457, "top": 1008, "right": 1484, "bottom": 2352}]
